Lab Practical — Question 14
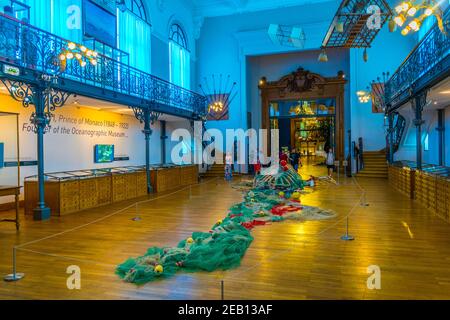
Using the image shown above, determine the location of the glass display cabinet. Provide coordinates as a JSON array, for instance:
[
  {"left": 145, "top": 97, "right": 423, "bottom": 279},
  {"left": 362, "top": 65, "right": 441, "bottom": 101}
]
[
  {"left": 24, "top": 166, "right": 147, "bottom": 216},
  {"left": 389, "top": 161, "right": 449, "bottom": 222},
  {"left": 150, "top": 164, "right": 199, "bottom": 193},
  {"left": 23, "top": 164, "right": 199, "bottom": 216}
]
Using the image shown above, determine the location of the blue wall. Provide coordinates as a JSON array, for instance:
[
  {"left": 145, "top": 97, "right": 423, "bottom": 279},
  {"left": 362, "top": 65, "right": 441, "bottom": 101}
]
[
  {"left": 196, "top": 0, "right": 417, "bottom": 173},
  {"left": 196, "top": 1, "right": 341, "bottom": 165},
  {"left": 349, "top": 24, "right": 416, "bottom": 152}
]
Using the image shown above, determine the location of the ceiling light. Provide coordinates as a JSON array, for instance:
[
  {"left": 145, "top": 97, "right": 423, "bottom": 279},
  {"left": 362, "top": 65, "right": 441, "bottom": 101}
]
[
  {"left": 68, "top": 42, "right": 76, "bottom": 50},
  {"left": 394, "top": 2, "right": 410, "bottom": 14},
  {"left": 401, "top": 2, "right": 410, "bottom": 12},
  {"left": 401, "top": 26, "right": 411, "bottom": 35},
  {"left": 318, "top": 49, "right": 328, "bottom": 62},
  {"left": 407, "top": 7, "right": 417, "bottom": 17},
  {"left": 425, "top": 8, "right": 433, "bottom": 16},
  {"left": 389, "top": 18, "right": 397, "bottom": 32},
  {"left": 409, "top": 19, "right": 421, "bottom": 32},
  {"left": 394, "top": 15, "right": 406, "bottom": 27},
  {"left": 440, "top": 90, "right": 450, "bottom": 94},
  {"left": 363, "top": 48, "right": 368, "bottom": 62}
]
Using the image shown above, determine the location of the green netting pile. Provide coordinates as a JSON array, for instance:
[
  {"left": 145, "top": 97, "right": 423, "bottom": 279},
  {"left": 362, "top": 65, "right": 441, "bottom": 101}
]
[{"left": 116, "top": 164, "right": 335, "bottom": 285}]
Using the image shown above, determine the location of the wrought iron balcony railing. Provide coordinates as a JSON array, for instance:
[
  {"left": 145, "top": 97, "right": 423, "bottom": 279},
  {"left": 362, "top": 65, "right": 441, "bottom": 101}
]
[
  {"left": 0, "top": 13, "right": 207, "bottom": 117},
  {"left": 386, "top": 9, "right": 450, "bottom": 108}
]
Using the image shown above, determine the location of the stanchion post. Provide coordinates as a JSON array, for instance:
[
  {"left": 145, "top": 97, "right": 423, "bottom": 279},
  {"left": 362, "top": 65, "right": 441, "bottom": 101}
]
[
  {"left": 221, "top": 280, "right": 224, "bottom": 300},
  {"left": 4, "top": 247, "right": 25, "bottom": 282},
  {"left": 360, "top": 191, "right": 369, "bottom": 207},
  {"left": 335, "top": 160, "right": 340, "bottom": 185},
  {"left": 341, "top": 216, "right": 355, "bottom": 241},
  {"left": 343, "top": 160, "right": 348, "bottom": 184}
]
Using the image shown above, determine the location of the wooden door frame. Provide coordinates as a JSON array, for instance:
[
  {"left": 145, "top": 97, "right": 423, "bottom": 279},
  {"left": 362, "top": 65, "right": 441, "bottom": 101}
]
[{"left": 259, "top": 67, "right": 347, "bottom": 163}]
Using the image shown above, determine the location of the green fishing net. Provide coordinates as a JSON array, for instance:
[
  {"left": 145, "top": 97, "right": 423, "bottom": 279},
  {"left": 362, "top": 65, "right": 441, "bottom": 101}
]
[{"left": 116, "top": 164, "right": 335, "bottom": 285}]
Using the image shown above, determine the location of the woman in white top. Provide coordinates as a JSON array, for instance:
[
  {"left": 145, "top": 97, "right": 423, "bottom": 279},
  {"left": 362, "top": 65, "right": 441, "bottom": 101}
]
[{"left": 326, "top": 147, "right": 335, "bottom": 178}]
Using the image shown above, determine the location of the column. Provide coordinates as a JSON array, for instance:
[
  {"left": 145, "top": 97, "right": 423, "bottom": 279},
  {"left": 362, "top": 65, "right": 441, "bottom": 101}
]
[
  {"left": 413, "top": 92, "right": 427, "bottom": 170},
  {"left": 32, "top": 88, "right": 51, "bottom": 221},
  {"left": 388, "top": 112, "right": 394, "bottom": 164},
  {"left": 143, "top": 109, "right": 153, "bottom": 194},
  {"left": 160, "top": 120, "right": 167, "bottom": 165},
  {"left": 437, "top": 109, "right": 445, "bottom": 166}
]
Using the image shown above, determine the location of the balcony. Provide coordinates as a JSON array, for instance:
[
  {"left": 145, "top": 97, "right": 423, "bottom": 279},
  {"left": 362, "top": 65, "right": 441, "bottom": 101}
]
[
  {"left": 0, "top": 13, "right": 207, "bottom": 119},
  {"left": 386, "top": 9, "right": 450, "bottom": 109}
]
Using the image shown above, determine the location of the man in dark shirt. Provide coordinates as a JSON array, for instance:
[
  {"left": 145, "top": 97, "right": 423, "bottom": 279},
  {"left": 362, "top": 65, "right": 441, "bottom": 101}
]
[{"left": 290, "top": 148, "right": 301, "bottom": 171}]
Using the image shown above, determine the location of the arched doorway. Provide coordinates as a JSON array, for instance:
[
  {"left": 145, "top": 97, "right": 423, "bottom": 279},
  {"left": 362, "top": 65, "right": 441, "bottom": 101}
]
[{"left": 259, "top": 67, "right": 347, "bottom": 164}]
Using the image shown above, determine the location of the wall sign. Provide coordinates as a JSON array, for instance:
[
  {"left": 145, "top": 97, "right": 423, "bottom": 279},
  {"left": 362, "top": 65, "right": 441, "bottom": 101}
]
[
  {"left": 4, "top": 160, "right": 38, "bottom": 167},
  {"left": 3, "top": 64, "right": 20, "bottom": 76}
]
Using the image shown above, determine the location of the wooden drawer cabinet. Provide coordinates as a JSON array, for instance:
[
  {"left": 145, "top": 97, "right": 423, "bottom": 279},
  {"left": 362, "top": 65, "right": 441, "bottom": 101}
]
[
  {"left": 389, "top": 165, "right": 450, "bottom": 223},
  {"left": 25, "top": 168, "right": 148, "bottom": 217}
]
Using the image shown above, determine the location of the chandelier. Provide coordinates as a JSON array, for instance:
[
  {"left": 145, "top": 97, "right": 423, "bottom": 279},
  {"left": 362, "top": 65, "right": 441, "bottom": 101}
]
[
  {"left": 59, "top": 42, "right": 98, "bottom": 72},
  {"left": 199, "top": 74, "right": 237, "bottom": 121},
  {"left": 357, "top": 90, "right": 371, "bottom": 103},
  {"left": 392, "top": 1, "right": 447, "bottom": 36},
  {"left": 208, "top": 101, "right": 225, "bottom": 113}
]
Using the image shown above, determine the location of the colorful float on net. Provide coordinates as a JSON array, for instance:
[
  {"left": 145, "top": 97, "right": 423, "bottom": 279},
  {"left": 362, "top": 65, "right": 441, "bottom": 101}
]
[{"left": 116, "top": 163, "right": 336, "bottom": 285}]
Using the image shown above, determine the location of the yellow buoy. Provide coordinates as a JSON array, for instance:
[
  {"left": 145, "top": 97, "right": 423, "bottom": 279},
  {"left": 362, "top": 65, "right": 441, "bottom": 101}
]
[
  {"left": 292, "top": 192, "right": 300, "bottom": 199},
  {"left": 154, "top": 265, "right": 164, "bottom": 273},
  {"left": 187, "top": 237, "right": 194, "bottom": 244}
]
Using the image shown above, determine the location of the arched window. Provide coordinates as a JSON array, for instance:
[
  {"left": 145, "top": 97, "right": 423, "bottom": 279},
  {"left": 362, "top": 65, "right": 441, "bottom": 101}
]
[
  {"left": 169, "top": 24, "right": 188, "bottom": 50},
  {"left": 119, "top": 0, "right": 148, "bottom": 23},
  {"left": 13, "top": 0, "right": 152, "bottom": 72},
  {"left": 169, "top": 23, "right": 190, "bottom": 89},
  {"left": 117, "top": 0, "right": 151, "bottom": 72}
]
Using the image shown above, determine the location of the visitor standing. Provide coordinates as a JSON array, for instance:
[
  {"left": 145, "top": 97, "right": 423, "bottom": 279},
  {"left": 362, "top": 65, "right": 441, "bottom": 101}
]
[
  {"left": 254, "top": 157, "right": 261, "bottom": 175},
  {"left": 290, "top": 148, "right": 301, "bottom": 171},
  {"left": 224, "top": 152, "right": 233, "bottom": 181},
  {"left": 326, "top": 147, "right": 335, "bottom": 178}
]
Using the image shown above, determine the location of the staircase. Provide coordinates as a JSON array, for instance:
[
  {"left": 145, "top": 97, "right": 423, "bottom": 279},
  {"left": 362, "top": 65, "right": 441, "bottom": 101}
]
[
  {"left": 202, "top": 163, "right": 226, "bottom": 178},
  {"left": 201, "top": 163, "right": 242, "bottom": 178},
  {"left": 357, "top": 151, "right": 388, "bottom": 178}
]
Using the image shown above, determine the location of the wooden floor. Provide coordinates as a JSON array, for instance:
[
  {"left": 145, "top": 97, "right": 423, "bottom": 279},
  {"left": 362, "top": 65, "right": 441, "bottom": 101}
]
[{"left": 1, "top": 163, "right": 450, "bottom": 300}]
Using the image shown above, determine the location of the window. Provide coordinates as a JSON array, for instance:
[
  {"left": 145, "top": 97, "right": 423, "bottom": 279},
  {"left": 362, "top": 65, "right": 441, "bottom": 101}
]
[
  {"left": 424, "top": 133, "right": 429, "bottom": 151},
  {"left": 120, "top": 0, "right": 147, "bottom": 22},
  {"left": 10, "top": 0, "right": 151, "bottom": 72},
  {"left": 169, "top": 24, "right": 190, "bottom": 89},
  {"left": 117, "top": 0, "right": 151, "bottom": 72}
]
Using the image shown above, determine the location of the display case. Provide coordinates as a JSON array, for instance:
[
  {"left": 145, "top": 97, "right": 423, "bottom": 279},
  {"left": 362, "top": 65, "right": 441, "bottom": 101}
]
[
  {"left": 389, "top": 161, "right": 450, "bottom": 222},
  {"left": 150, "top": 164, "right": 199, "bottom": 193},
  {"left": 24, "top": 166, "right": 147, "bottom": 216},
  {"left": 24, "top": 164, "right": 199, "bottom": 216},
  {"left": 0, "top": 112, "right": 20, "bottom": 230}
]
